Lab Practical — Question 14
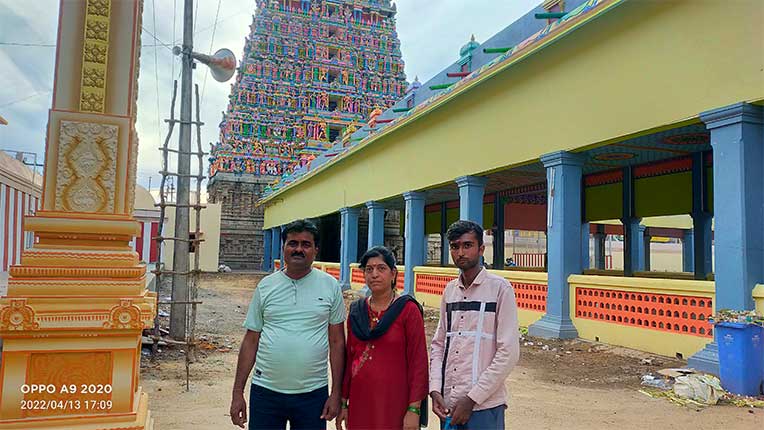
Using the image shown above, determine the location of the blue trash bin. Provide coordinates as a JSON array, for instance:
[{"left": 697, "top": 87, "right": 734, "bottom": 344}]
[{"left": 716, "top": 322, "right": 763, "bottom": 396}]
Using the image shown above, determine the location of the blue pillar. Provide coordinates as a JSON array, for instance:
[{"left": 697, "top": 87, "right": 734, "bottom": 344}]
[
  {"left": 692, "top": 213, "right": 713, "bottom": 279},
  {"left": 365, "top": 201, "right": 385, "bottom": 249},
  {"left": 403, "top": 191, "right": 426, "bottom": 296},
  {"left": 528, "top": 151, "right": 583, "bottom": 339},
  {"left": 581, "top": 223, "right": 590, "bottom": 271},
  {"left": 620, "top": 166, "right": 643, "bottom": 276},
  {"left": 637, "top": 225, "right": 646, "bottom": 272},
  {"left": 691, "top": 151, "right": 713, "bottom": 279},
  {"left": 703, "top": 103, "right": 763, "bottom": 310},
  {"left": 642, "top": 227, "right": 651, "bottom": 271},
  {"left": 493, "top": 194, "right": 506, "bottom": 270},
  {"left": 280, "top": 226, "right": 286, "bottom": 262},
  {"left": 271, "top": 227, "right": 281, "bottom": 270},
  {"left": 593, "top": 225, "right": 606, "bottom": 270},
  {"left": 682, "top": 229, "right": 694, "bottom": 273},
  {"left": 455, "top": 176, "right": 487, "bottom": 225},
  {"left": 622, "top": 218, "right": 643, "bottom": 274},
  {"left": 262, "top": 230, "right": 273, "bottom": 272},
  {"left": 689, "top": 103, "right": 764, "bottom": 376},
  {"left": 340, "top": 207, "right": 361, "bottom": 290},
  {"left": 440, "top": 202, "right": 449, "bottom": 265}
]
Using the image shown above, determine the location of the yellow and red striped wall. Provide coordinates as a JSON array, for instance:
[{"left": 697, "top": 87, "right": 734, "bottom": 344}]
[{"left": 130, "top": 219, "right": 161, "bottom": 263}]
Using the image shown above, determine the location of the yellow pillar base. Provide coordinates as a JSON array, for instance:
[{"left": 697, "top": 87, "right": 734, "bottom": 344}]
[{"left": 0, "top": 217, "right": 155, "bottom": 428}]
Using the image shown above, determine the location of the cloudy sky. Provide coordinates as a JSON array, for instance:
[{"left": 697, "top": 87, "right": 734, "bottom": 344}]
[{"left": 0, "top": 0, "right": 537, "bottom": 191}]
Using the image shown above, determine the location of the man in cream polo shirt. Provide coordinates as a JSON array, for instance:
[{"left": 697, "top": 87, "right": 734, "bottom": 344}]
[{"left": 230, "top": 219, "right": 346, "bottom": 430}]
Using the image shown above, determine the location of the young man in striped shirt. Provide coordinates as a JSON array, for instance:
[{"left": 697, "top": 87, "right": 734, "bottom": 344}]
[{"left": 430, "top": 220, "right": 521, "bottom": 429}]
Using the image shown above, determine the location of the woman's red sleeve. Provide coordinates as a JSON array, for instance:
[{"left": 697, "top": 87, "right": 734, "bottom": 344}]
[{"left": 404, "top": 302, "right": 429, "bottom": 403}]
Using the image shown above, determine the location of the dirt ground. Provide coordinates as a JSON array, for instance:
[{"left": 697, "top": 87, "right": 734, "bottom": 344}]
[{"left": 141, "top": 273, "right": 762, "bottom": 429}]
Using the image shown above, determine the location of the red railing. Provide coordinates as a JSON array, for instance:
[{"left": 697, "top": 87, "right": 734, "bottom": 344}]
[
  {"left": 513, "top": 253, "right": 546, "bottom": 268},
  {"left": 351, "top": 266, "right": 365, "bottom": 284},
  {"left": 575, "top": 288, "right": 713, "bottom": 338},
  {"left": 415, "top": 273, "right": 457, "bottom": 295},
  {"left": 325, "top": 267, "right": 340, "bottom": 280},
  {"left": 395, "top": 270, "right": 405, "bottom": 291},
  {"left": 514, "top": 283, "right": 547, "bottom": 312}
]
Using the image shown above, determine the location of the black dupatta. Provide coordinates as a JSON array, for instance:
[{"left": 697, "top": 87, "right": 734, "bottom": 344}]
[{"left": 349, "top": 294, "right": 422, "bottom": 341}]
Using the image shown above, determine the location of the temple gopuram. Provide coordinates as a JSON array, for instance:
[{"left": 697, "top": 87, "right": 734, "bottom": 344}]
[{"left": 207, "top": 0, "right": 407, "bottom": 269}]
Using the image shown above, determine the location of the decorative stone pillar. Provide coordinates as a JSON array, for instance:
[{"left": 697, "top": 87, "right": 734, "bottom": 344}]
[{"left": 0, "top": 1, "right": 156, "bottom": 428}]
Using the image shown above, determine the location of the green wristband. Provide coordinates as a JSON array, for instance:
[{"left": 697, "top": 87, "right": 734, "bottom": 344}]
[
  {"left": 341, "top": 399, "right": 349, "bottom": 409},
  {"left": 406, "top": 406, "right": 420, "bottom": 415}
]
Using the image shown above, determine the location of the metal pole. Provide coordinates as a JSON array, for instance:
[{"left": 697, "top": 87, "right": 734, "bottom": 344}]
[{"left": 170, "top": 0, "right": 193, "bottom": 340}]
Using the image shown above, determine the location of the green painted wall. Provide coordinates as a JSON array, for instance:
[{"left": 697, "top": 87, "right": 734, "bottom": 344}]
[
  {"left": 635, "top": 172, "right": 692, "bottom": 217},
  {"left": 484, "top": 203, "right": 495, "bottom": 229},
  {"left": 447, "top": 207, "right": 459, "bottom": 228},
  {"left": 425, "top": 211, "right": 440, "bottom": 235},
  {"left": 424, "top": 205, "right": 494, "bottom": 235},
  {"left": 585, "top": 182, "right": 623, "bottom": 222}
]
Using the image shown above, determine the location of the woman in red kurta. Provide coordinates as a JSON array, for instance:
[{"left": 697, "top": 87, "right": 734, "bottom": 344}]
[{"left": 337, "top": 246, "right": 429, "bottom": 430}]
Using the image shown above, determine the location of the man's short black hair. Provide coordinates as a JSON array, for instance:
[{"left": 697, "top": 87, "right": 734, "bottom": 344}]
[
  {"left": 446, "top": 220, "right": 483, "bottom": 246},
  {"left": 281, "top": 219, "right": 319, "bottom": 247}
]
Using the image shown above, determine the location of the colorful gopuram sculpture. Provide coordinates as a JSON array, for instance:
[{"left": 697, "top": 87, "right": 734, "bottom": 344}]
[
  {"left": 207, "top": 0, "right": 407, "bottom": 269},
  {"left": 0, "top": 1, "right": 155, "bottom": 428}
]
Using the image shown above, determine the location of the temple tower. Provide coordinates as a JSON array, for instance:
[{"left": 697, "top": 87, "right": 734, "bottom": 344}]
[{"left": 207, "top": 0, "right": 407, "bottom": 269}]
